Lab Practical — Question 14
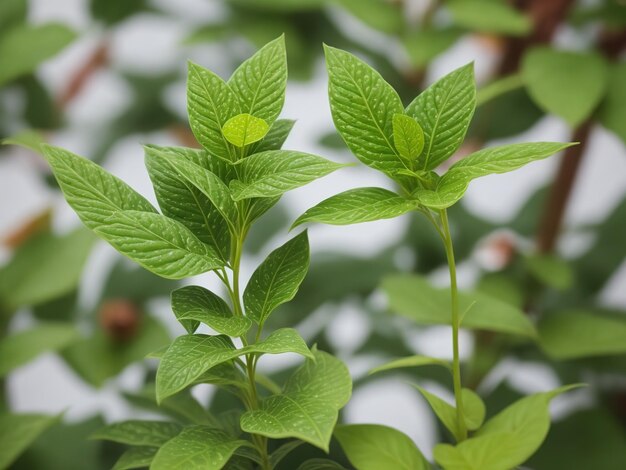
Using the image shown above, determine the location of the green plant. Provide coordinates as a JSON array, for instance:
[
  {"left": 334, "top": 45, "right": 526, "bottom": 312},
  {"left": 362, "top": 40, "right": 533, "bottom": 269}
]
[
  {"left": 293, "top": 45, "right": 581, "bottom": 469},
  {"left": 41, "top": 36, "right": 353, "bottom": 470}
]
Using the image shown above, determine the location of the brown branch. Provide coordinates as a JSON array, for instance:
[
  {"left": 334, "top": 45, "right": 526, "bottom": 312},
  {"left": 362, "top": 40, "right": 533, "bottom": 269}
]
[{"left": 56, "top": 39, "right": 110, "bottom": 109}]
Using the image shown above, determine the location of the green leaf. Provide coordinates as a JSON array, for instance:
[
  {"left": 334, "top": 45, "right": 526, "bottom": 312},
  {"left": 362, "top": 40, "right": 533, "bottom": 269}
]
[
  {"left": 144, "top": 145, "right": 231, "bottom": 262},
  {"left": 0, "top": 413, "right": 58, "bottom": 469},
  {"left": 150, "top": 150, "right": 239, "bottom": 231},
  {"left": 392, "top": 114, "right": 425, "bottom": 164},
  {"left": 447, "top": 0, "right": 532, "bottom": 36},
  {"left": 324, "top": 45, "right": 405, "bottom": 178},
  {"left": 1, "top": 129, "right": 46, "bottom": 153},
  {"left": 171, "top": 286, "right": 251, "bottom": 336},
  {"left": 93, "top": 210, "right": 223, "bottom": 279},
  {"left": 151, "top": 426, "right": 249, "bottom": 470},
  {"left": 524, "top": 254, "right": 573, "bottom": 290},
  {"left": 228, "top": 35, "right": 287, "bottom": 125},
  {"left": 0, "top": 323, "right": 78, "bottom": 377},
  {"left": 297, "top": 459, "right": 347, "bottom": 470},
  {"left": 187, "top": 61, "right": 241, "bottom": 160},
  {"left": 382, "top": 274, "right": 536, "bottom": 338},
  {"left": 244, "top": 231, "right": 309, "bottom": 325},
  {"left": 229, "top": 150, "right": 345, "bottom": 200},
  {"left": 0, "top": 229, "right": 94, "bottom": 310},
  {"left": 403, "top": 28, "right": 461, "bottom": 69},
  {"left": 415, "top": 387, "right": 485, "bottom": 441},
  {"left": 221, "top": 113, "right": 270, "bottom": 148},
  {"left": 292, "top": 187, "right": 417, "bottom": 228},
  {"left": 0, "top": 23, "right": 76, "bottom": 86},
  {"left": 414, "top": 142, "right": 575, "bottom": 209},
  {"left": 334, "top": 0, "right": 403, "bottom": 34},
  {"left": 434, "top": 386, "right": 581, "bottom": 470},
  {"left": 405, "top": 63, "right": 476, "bottom": 170},
  {"left": 112, "top": 446, "right": 158, "bottom": 470},
  {"left": 369, "top": 355, "right": 451, "bottom": 375},
  {"left": 249, "top": 119, "right": 295, "bottom": 154},
  {"left": 334, "top": 424, "right": 430, "bottom": 470},
  {"left": 42, "top": 145, "right": 157, "bottom": 230},
  {"left": 538, "top": 310, "right": 626, "bottom": 360},
  {"left": 90, "top": 420, "right": 182, "bottom": 446},
  {"left": 522, "top": 48, "right": 609, "bottom": 127},
  {"left": 156, "top": 328, "right": 312, "bottom": 401},
  {"left": 240, "top": 349, "right": 352, "bottom": 452},
  {"left": 599, "top": 62, "right": 626, "bottom": 145}
]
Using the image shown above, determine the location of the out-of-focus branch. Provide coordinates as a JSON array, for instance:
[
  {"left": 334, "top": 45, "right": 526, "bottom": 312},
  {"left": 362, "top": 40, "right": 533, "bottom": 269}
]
[{"left": 56, "top": 39, "right": 110, "bottom": 109}]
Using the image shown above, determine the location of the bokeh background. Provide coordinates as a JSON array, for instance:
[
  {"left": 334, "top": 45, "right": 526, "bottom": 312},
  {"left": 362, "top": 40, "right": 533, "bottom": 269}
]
[{"left": 1, "top": 0, "right": 625, "bottom": 468}]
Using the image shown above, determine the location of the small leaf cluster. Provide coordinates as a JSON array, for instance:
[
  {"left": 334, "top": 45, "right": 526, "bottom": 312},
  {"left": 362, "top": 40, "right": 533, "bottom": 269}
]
[{"left": 42, "top": 36, "right": 351, "bottom": 469}]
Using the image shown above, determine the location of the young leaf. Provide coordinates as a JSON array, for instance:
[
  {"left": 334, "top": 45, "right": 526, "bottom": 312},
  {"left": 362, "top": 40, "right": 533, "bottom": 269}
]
[
  {"left": 221, "top": 113, "right": 270, "bottom": 148},
  {"left": 415, "top": 387, "right": 485, "bottom": 441},
  {"left": 171, "top": 286, "right": 252, "bottom": 336},
  {"left": 112, "top": 446, "right": 158, "bottom": 470},
  {"left": 0, "top": 413, "right": 59, "bottom": 469},
  {"left": 393, "top": 114, "right": 425, "bottom": 164},
  {"left": 382, "top": 275, "right": 536, "bottom": 338},
  {"left": 240, "top": 349, "right": 352, "bottom": 452},
  {"left": 156, "top": 328, "right": 312, "bottom": 401},
  {"left": 151, "top": 426, "right": 249, "bottom": 470},
  {"left": 0, "top": 323, "right": 78, "bottom": 377},
  {"left": 435, "top": 386, "right": 581, "bottom": 469},
  {"left": 324, "top": 45, "right": 405, "bottom": 177},
  {"left": 447, "top": 0, "right": 532, "bottom": 36},
  {"left": 187, "top": 61, "right": 241, "bottom": 160},
  {"left": 90, "top": 420, "right": 182, "bottom": 446},
  {"left": 369, "top": 355, "right": 451, "bottom": 375},
  {"left": 93, "top": 210, "right": 223, "bottom": 279},
  {"left": 228, "top": 35, "right": 287, "bottom": 124},
  {"left": 522, "top": 48, "right": 609, "bottom": 127},
  {"left": 229, "top": 150, "right": 346, "bottom": 200},
  {"left": 42, "top": 145, "right": 156, "bottom": 230},
  {"left": 334, "top": 424, "right": 430, "bottom": 470},
  {"left": 405, "top": 63, "right": 476, "bottom": 170},
  {"left": 414, "top": 142, "right": 575, "bottom": 209},
  {"left": 538, "top": 310, "right": 626, "bottom": 360},
  {"left": 150, "top": 152, "right": 239, "bottom": 231},
  {"left": 249, "top": 119, "right": 295, "bottom": 154},
  {"left": 144, "top": 145, "right": 231, "bottom": 262},
  {"left": 244, "top": 231, "right": 310, "bottom": 325},
  {"left": 292, "top": 187, "right": 417, "bottom": 228}
]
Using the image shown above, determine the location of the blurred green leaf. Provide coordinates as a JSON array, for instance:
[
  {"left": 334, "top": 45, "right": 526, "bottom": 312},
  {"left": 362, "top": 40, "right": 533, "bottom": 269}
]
[
  {"left": 90, "top": 0, "right": 149, "bottom": 25},
  {"left": 334, "top": 0, "right": 404, "bottom": 34},
  {"left": 522, "top": 48, "right": 609, "bottom": 127},
  {"left": 0, "top": 323, "right": 79, "bottom": 377},
  {"left": 0, "top": 229, "right": 95, "bottom": 312},
  {"left": 539, "top": 310, "right": 626, "bottom": 360},
  {"left": 2, "top": 129, "right": 46, "bottom": 153},
  {"left": 447, "top": 0, "right": 532, "bottom": 36},
  {"left": 0, "top": 23, "right": 76, "bottom": 86},
  {"left": 599, "top": 62, "right": 626, "bottom": 145},
  {"left": 528, "top": 408, "right": 626, "bottom": 470},
  {"left": 383, "top": 274, "right": 536, "bottom": 338},
  {"left": 63, "top": 315, "right": 170, "bottom": 387},
  {"left": 524, "top": 254, "right": 574, "bottom": 290},
  {"left": 0, "top": 413, "right": 59, "bottom": 469},
  {"left": 403, "top": 28, "right": 462, "bottom": 69},
  {"left": 0, "top": 0, "right": 27, "bottom": 32}
]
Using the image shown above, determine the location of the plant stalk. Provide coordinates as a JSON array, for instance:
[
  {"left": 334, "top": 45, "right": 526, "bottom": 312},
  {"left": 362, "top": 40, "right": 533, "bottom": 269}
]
[
  {"left": 440, "top": 209, "right": 467, "bottom": 441},
  {"left": 227, "top": 230, "right": 270, "bottom": 470}
]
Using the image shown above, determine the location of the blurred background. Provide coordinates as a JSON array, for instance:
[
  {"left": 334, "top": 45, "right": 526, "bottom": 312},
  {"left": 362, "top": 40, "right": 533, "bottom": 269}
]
[{"left": 0, "top": 0, "right": 625, "bottom": 468}]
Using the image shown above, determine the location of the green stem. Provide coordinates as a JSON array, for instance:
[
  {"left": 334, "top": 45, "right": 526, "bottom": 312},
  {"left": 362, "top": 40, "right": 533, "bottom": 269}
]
[
  {"left": 439, "top": 209, "right": 467, "bottom": 441},
  {"left": 224, "top": 229, "right": 270, "bottom": 469}
]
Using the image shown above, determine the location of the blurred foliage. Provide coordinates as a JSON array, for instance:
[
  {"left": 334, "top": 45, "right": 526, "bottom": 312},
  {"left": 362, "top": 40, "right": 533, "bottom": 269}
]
[{"left": 0, "top": 0, "right": 625, "bottom": 468}]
